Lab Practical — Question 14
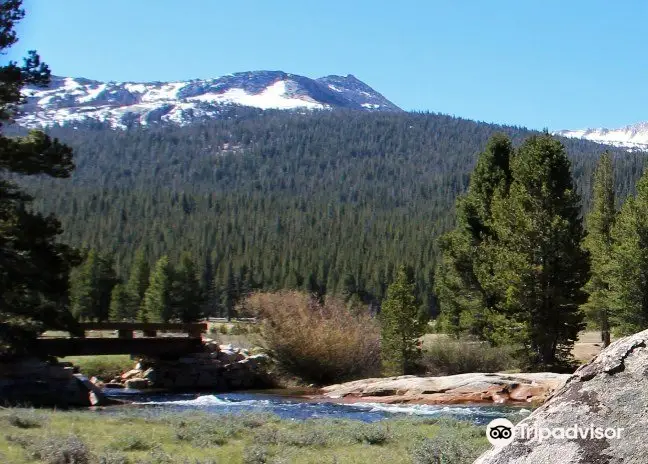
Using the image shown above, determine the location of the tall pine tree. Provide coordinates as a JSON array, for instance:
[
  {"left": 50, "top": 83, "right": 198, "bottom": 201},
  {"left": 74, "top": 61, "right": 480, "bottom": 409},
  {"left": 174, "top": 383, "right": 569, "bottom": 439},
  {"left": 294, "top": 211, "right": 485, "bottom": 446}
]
[
  {"left": 581, "top": 152, "right": 616, "bottom": 346},
  {"left": 435, "top": 133, "right": 513, "bottom": 339},
  {"left": 140, "top": 256, "right": 172, "bottom": 323},
  {"left": 608, "top": 169, "right": 648, "bottom": 335},
  {"left": 0, "top": 0, "right": 80, "bottom": 357},
  {"left": 125, "top": 248, "right": 149, "bottom": 320},
  {"left": 171, "top": 252, "right": 203, "bottom": 322},
  {"left": 380, "top": 266, "right": 424, "bottom": 376},
  {"left": 488, "top": 134, "right": 588, "bottom": 366}
]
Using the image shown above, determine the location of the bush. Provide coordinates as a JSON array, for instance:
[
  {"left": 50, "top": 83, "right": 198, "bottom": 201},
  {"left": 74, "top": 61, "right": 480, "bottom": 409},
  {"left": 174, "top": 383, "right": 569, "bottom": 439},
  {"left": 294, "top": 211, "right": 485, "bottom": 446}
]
[
  {"left": 97, "top": 452, "right": 129, "bottom": 464},
  {"left": 419, "top": 339, "right": 521, "bottom": 375},
  {"left": 243, "top": 445, "right": 270, "bottom": 464},
  {"left": 410, "top": 432, "right": 486, "bottom": 464},
  {"left": 108, "top": 432, "right": 153, "bottom": 451},
  {"left": 13, "top": 434, "right": 91, "bottom": 464},
  {"left": 5, "top": 409, "right": 46, "bottom": 429},
  {"left": 245, "top": 291, "right": 380, "bottom": 384},
  {"left": 349, "top": 422, "right": 392, "bottom": 445}
]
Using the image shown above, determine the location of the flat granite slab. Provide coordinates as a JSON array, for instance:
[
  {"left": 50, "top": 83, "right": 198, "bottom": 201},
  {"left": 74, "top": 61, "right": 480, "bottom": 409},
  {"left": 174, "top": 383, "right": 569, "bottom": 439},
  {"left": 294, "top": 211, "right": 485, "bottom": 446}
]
[{"left": 319, "top": 372, "right": 570, "bottom": 405}]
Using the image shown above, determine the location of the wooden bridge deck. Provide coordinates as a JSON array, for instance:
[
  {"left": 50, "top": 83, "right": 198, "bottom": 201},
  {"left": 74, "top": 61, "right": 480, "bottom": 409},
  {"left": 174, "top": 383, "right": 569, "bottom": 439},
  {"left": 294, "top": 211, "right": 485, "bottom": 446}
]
[{"left": 35, "top": 322, "right": 207, "bottom": 357}]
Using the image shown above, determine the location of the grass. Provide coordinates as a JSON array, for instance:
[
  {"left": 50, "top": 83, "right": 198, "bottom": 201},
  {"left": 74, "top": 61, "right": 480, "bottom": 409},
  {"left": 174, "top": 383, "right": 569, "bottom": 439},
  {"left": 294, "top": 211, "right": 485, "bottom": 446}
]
[
  {"left": 0, "top": 408, "right": 489, "bottom": 464},
  {"left": 59, "top": 355, "right": 134, "bottom": 381},
  {"left": 418, "top": 338, "right": 522, "bottom": 376}
]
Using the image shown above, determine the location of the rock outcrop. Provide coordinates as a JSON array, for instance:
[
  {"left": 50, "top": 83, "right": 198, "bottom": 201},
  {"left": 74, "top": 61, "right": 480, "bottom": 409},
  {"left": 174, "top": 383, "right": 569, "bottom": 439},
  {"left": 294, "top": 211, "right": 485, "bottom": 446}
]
[
  {"left": 104, "top": 340, "right": 271, "bottom": 391},
  {"left": 321, "top": 372, "right": 569, "bottom": 405},
  {"left": 0, "top": 358, "right": 111, "bottom": 407},
  {"left": 474, "top": 329, "right": 648, "bottom": 464}
]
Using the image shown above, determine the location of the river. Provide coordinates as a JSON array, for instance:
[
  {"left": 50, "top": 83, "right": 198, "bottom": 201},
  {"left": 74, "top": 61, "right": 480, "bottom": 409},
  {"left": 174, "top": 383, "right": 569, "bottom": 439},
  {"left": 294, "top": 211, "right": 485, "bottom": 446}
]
[{"left": 103, "top": 389, "right": 531, "bottom": 424}]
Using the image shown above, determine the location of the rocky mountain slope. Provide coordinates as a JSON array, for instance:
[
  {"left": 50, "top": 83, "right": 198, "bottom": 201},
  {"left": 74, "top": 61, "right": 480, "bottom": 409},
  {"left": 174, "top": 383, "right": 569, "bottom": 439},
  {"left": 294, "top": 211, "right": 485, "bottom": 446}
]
[
  {"left": 555, "top": 121, "right": 648, "bottom": 150},
  {"left": 19, "top": 71, "right": 401, "bottom": 129}
]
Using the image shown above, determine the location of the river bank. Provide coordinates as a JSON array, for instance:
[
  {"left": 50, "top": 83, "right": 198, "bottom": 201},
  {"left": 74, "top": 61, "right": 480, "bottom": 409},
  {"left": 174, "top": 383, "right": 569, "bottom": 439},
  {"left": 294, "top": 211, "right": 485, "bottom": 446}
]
[{"left": 0, "top": 406, "right": 491, "bottom": 464}]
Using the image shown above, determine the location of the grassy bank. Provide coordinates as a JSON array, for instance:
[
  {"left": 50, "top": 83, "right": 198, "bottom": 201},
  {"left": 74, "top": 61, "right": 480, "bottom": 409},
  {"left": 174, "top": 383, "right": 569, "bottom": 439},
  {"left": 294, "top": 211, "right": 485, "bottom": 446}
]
[
  {"left": 60, "top": 355, "right": 134, "bottom": 381},
  {"left": 0, "top": 407, "right": 489, "bottom": 464}
]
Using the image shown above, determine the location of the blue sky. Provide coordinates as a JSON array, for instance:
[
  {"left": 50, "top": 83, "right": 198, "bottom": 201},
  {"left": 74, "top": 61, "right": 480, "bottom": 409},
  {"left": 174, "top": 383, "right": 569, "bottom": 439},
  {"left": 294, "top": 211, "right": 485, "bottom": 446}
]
[{"left": 6, "top": 0, "right": 648, "bottom": 131}]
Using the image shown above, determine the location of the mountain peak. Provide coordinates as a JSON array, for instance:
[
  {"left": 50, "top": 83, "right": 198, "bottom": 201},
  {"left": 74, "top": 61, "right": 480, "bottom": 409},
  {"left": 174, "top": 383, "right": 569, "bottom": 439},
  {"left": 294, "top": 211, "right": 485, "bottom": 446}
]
[
  {"left": 555, "top": 121, "right": 648, "bottom": 150},
  {"left": 19, "top": 71, "right": 401, "bottom": 129}
]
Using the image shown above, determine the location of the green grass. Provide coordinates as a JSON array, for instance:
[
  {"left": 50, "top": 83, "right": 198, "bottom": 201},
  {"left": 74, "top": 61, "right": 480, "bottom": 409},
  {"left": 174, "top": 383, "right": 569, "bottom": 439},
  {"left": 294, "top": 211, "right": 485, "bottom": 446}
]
[
  {"left": 59, "top": 355, "right": 134, "bottom": 381},
  {"left": 0, "top": 408, "right": 489, "bottom": 464}
]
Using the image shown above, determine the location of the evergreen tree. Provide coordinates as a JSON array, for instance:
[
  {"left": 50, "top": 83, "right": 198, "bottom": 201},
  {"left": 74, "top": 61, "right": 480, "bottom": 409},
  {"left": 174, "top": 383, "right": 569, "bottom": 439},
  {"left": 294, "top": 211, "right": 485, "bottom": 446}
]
[
  {"left": 140, "top": 256, "right": 172, "bottom": 322},
  {"left": 581, "top": 152, "right": 616, "bottom": 346},
  {"left": 171, "top": 252, "right": 203, "bottom": 322},
  {"left": 380, "top": 266, "right": 425, "bottom": 376},
  {"left": 222, "top": 262, "right": 238, "bottom": 321},
  {"left": 488, "top": 134, "right": 588, "bottom": 366},
  {"left": 435, "top": 134, "right": 513, "bottom": 338},
  {"left": 69, "top": 249, "right": 100, "bottom": 321},
  {"left": 125, "top": 248, "right": 149, "bottom": 320},
  {"left": 0, "top": 0, "right": 80, "bottom": 357},
  {"left": 200, "top": 253, "right": 217, "bottom": 317},
  {"left": 608, "top": 169, "right": 648, "bottom": 334},
  {"left": 109, "top": 284, "right": 129, "bottom": 321},
  {"left": 69, "top": 250, "right": 117, "bottom": 321}
]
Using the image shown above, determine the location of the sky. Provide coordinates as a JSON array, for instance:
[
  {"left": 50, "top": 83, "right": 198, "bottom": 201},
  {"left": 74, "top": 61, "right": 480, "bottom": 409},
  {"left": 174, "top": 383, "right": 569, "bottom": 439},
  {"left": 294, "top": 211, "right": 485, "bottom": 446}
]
[{"left": 6, "top": 0, "right": 648, "bottom": 131}]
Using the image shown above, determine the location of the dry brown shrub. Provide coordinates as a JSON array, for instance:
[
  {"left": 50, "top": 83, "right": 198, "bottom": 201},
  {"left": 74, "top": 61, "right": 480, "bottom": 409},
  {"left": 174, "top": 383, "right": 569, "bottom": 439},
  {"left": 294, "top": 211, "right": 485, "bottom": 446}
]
[{"left": 244, "top": 291, "right": 380, "bottom": 385}]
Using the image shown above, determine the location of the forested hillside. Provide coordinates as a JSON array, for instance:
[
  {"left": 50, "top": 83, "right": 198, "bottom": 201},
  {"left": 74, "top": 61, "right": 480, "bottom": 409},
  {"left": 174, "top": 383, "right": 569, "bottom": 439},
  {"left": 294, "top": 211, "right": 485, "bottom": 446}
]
[{"left": 19, "top": 109, "right": 648, "bottom": 317}]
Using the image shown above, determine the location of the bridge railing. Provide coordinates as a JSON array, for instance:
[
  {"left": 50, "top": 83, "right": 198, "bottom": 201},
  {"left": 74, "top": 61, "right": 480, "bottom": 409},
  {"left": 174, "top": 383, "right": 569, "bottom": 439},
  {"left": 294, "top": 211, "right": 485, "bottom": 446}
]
[
  {"left": 36, "top": 323, "right": 208, "bottom": 357},
  {"left": 77, "top": 322, "right": 207, "bottom": 339}
]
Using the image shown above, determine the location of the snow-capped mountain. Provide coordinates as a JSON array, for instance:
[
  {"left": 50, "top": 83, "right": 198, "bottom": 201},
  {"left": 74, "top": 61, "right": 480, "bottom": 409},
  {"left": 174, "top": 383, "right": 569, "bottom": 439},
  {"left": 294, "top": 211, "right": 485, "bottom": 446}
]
[
  {"left": 18, "top": 71, "right": 401, "bottom": 129},
  {"left": 555, "top": 122, "right": 648, "bottom": 150}
]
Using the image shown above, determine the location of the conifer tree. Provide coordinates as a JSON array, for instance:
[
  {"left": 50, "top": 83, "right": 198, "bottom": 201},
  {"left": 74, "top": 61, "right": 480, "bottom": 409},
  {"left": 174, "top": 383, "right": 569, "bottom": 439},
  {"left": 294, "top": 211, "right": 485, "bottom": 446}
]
[
  {"left": 125, "top": 248, "right": 149, "bottom": 319},
  {"left": 435, "top": 133, "right": 513, "bottom": 338},
  {"left": 0, "top": 0, "right": 81, "bottom": 357},
  {"left": 581, "top": 152, "right": 616, "bottom": 346},
  {"left": 109, "top": 284, "right": 129, "bottom": 321},
  {"left": 488, "top": 134, "right": 588, "bottom": 365},
  {"left": 608, "top": 170, "right": 648, "bottom": 334},
  {"left": 380, "top": 266, "right": 424, "bottom": 376},
  {"left": 200, "top": 253, "right": 217, "bottom": 317},
  {"left": 69, "top": 250, "right": 117, "bottom": 321},
  {"left": 141, "top": 256, "right": 172, "bottom": 322},
  {"left": 171, "top": 252, "right": 203, "bottom": 322},
  {"left": 70, "top": 249, "right": 100, "bottom": 321}
]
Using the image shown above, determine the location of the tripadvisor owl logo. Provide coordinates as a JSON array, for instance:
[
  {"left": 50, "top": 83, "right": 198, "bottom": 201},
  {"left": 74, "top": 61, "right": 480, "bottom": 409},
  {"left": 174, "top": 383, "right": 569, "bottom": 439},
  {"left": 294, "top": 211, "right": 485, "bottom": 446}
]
[
  {"left": 486, "top": 418, "right": 515, "bottom": 447},
  {"left": 486, "top": 418, "right": 624, "bottom": 447}
]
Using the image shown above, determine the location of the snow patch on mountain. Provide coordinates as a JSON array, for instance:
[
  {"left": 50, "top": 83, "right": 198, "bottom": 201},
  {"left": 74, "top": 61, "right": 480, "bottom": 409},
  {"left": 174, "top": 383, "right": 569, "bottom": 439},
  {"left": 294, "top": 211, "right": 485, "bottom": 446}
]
[
  {"left": 555, "top": 122, "right": 648, "bottom": 150},
  {"left": 19, "top": 71, "right": 400, "bottom": 129}
]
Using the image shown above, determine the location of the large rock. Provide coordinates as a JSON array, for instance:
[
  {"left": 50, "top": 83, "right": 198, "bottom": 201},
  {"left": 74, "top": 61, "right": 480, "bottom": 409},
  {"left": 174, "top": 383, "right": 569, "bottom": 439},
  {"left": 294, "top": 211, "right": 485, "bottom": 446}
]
[
  {"left": 474, "top": 330, "right": 648, "bottom": 464},
  {"left": 0, "top": 359, "right": 114, "bottom": 407},
  {"left": 321, "top": 372, "right": 569, "bottom": 405}
]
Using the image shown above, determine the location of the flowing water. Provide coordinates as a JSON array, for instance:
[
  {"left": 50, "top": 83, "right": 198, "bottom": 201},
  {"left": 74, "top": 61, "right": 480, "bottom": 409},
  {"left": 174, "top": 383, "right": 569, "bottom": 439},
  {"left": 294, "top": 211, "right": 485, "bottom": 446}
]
[{"left": 104, "top": 389, "right": 530, "bottom": 424}]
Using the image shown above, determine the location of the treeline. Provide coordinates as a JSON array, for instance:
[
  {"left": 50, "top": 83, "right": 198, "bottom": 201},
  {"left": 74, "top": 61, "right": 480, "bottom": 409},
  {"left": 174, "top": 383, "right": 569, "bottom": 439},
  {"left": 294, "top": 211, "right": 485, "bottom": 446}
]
[
  {"left": 19, "top": 110, "right": 648, "bottom": 319},
  {"left": 435, "top": 131, "right": 648, "bottom": 368},
  {"left": 71, "top": 250, "right": 206, "bottom": 323}
]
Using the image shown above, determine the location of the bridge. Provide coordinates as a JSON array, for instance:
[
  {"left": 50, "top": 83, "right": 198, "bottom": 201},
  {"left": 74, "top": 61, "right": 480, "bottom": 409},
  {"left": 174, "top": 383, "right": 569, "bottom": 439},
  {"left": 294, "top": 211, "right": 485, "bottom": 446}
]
[{"left": 35, "top": 322, "right": 207, "bottom": 357}]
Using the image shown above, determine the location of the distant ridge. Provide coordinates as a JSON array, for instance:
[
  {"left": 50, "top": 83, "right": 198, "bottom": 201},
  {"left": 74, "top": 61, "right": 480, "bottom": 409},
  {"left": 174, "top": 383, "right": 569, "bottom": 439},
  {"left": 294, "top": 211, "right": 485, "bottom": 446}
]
[{"left": 19, "top": 71, "right": 401, "bottom": 129}]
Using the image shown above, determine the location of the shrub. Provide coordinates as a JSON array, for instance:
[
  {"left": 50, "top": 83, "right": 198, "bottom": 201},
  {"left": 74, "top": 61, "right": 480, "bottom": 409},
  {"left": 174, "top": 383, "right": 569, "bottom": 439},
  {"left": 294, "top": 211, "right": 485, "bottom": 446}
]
[
  {"left": 245, "top": 291, "right": 381, "bottom": 384},
  {"left": 410, "top": 432, "right": 486, "bottom": 464},
  {"left": 349, "top": 422, "right": 392, "bottom": 445},
  {"left": 419, "top": 339, "right": 521, "bottom": 375},
  {"left": 17, "top": 434, "right": 91, "bottom": 464},
  {"left": 5, "top": 409, "right": 46, "bottom": 429},
  {"left": 243, "top": 445, "right": 270, "bottom": 464},
  {"left": 108, "top": 432, "right": 153, "bottom": 451},
  {"left": 97, "top": 452, "right": 129, "bottom": 464}
]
